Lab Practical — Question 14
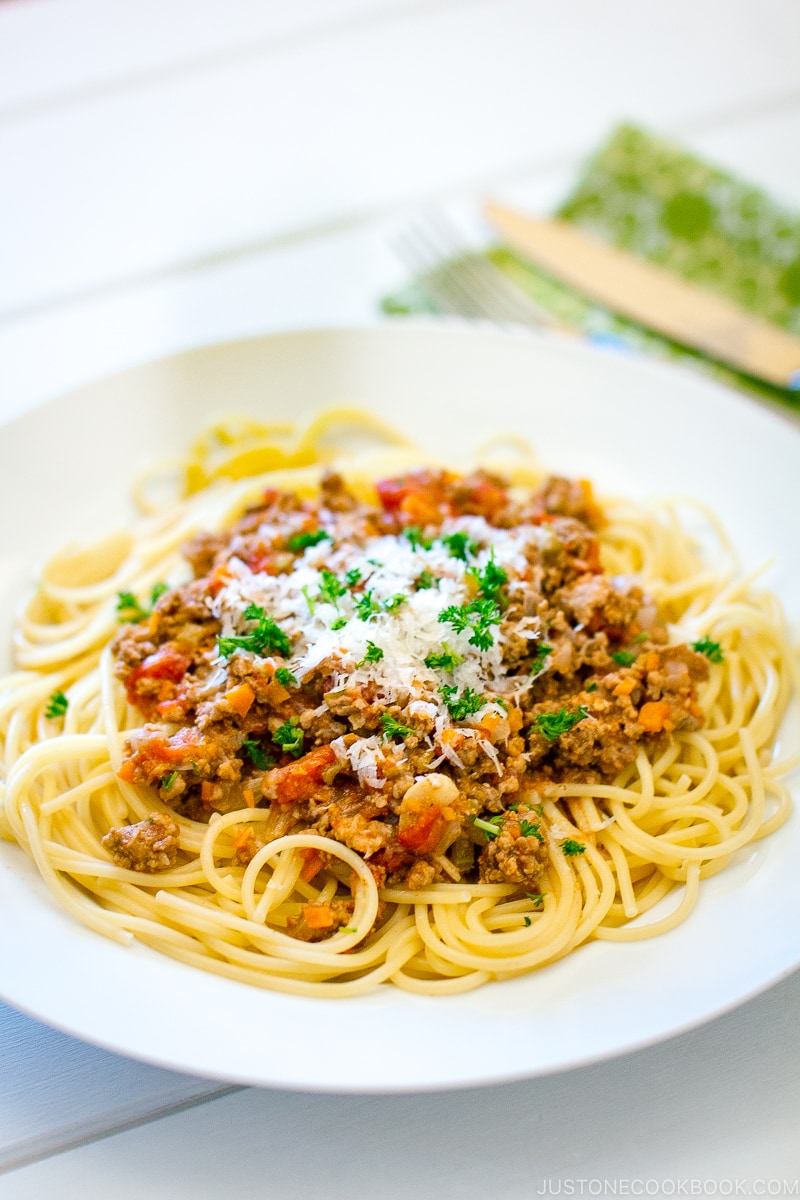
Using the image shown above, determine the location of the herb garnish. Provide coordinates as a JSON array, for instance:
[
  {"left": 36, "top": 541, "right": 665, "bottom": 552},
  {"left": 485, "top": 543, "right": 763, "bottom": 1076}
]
[
  {"left": 318, "top": 569, "right": 347, "bottom": 608},
  {"left": 345, "top": 567, "right": 362, "bottom": 587},
  {"left": 330, "top": 617, "right": 348, "bottom": 631},
  {"left": 162, "top": 770, "right": 178, "bottom": 790},
  {"left": 526, "top": 892, "right": 545, "bottom": 907},
  {"left": 44, "top": 690, "right": 68, "bottom": 719},
  {"left": 692, "top": 636, "right": 724, "bottom": 663},
  {"left": 532, "top": 705, "right": 590, "bottom": 743},
  {"left": 529, "top": 643, "right": 553, "bottom": 675},
  {"left": 116, "top": 582, "right": 168, "bottom": 624},
  {"left": 438, "top": 596, "right": 502, "bottom": 651},
  {"left": 218, "top": 604, "right": 291, "bottom": 658},
  {"left": 467, "top": 554, "right": 508, "bottom": 604},
  {"left": 518, "top": 819, "right": 544, "bottom": 841},
  {"left": 561, "top": 839, "right": 586, "bottom": 856},
  {"left": 474, "top": 815, "right": 503, "bottom": 840},
  {"left": 355, "top": 590, "right": 381, "bottom": 621},
  {"left": 585, "top": 681, "right": 598, "bottom": 693},
  {"left": 242, "top": 737, "right": 272, "bottom": 770},
  {"left": 274, "top": 668, "right": 298, "bottom": 687},
  {"left": 287, "top": 529, "right": 332, "bottom": 553},
  {"left": 383, "top": 593, "right": 407, "bottom": 612},
  {"left": 439, "top": 531, "right": 478, "bottom": 561},
  {"left": 416, "top": 569, "right": 440, "bottom": 591},
  {"left": 380, "top": 714, "right": 414, "bottom": 741},
  {"left": 632, "top": 631, "right": 649, "bottom": 644},
  {"left": 612, "top": 650, "right": 636, "bottom": 667},
  {"left": 273, "top": 718, "right": 304, "bottom": 758},
  {"left": 424, "top": 643, "right": 465, "bottom": 672},
  {"left": 403, "top": 526, "right": 432, "bottom": 551},
  {"left": 439, "top": 684, "right": 485, "bottom": 721},
  {"left": 358, "top": 641, "right": 384, "bottom": 667}
]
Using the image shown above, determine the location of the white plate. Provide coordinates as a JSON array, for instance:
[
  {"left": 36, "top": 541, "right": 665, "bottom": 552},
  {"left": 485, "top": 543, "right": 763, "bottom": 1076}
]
[{"left": 1, "top": 323, "right": 798, "bottom": 1092}]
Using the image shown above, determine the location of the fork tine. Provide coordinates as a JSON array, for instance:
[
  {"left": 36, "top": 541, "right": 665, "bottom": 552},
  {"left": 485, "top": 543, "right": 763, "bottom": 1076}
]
[{"left": 394, "top": 214, "right": 555, "bottom": 329}]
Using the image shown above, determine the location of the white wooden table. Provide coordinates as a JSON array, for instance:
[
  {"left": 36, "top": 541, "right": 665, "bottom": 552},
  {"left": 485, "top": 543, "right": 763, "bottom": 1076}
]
[{"left": 1, "top": 1, "right": 799, "bottom": 1193}]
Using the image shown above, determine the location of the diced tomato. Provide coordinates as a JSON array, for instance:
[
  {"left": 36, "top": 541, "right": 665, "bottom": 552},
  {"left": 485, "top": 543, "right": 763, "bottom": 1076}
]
[
  {"left": 398, "top": 803, "right": 448, "bottom": 855},
  {"left": 116, "top": 726, "right": 204, "bottom": 784},
  {"left": 299, "top": 849, "right": 324, "bottom": 882},
  {"left": 125, "top": 645, "right": 192, "bottom": 715},
  {"left": 241, "top": 544, "right": 278, "bottom": 575},
  {"left": 457, "top": 478, "right": 508, "bottom": 519},
  {"left": 271, "top": 744, "right": 337, "bottom": 804}
]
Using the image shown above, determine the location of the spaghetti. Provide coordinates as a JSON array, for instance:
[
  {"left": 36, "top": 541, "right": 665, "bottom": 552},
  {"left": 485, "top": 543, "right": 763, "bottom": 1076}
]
[{"left": 0, "top": 411, "right": 797, "bottom": 997}]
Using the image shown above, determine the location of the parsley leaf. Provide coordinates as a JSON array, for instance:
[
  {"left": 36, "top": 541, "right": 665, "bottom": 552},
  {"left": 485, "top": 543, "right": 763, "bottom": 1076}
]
[
  {"left": 287, "top": 529, "right": 332, "bottom": 553},
  {"left": 116, "top": 583, "right": 167, "bottom": 624},
  {"left": 330, "top": 617, "right": 348, "bottom": 631},
  {"left": 439, "top": 684, "right": 485, "bottom": 721},
  {"left": 518, "top": 819, "right": 544, "bottom": 841},
  {"left": 416, "top": 569, "right": 440, "bottom": 591},
  {"left": 585, "top": 681, "right": 598, "bottom": 693},
  {"left": 693, "top": 636, "right": 724, "bottom": 663},
  {"left": 383, "top": 593, "right": 407, "bottom": 612},
  {"left": 632, "top": 631, "right": 649, "bottom": 644},
  {"left": 274, "top": 667, "right": 298, "bottom": 687},
  {"left": 242, "top": 737, "right": 272, "bottom": 770},
  {"left": 439, "top": 531, "right": 478, "bottom": 561},
  {"left": 358, "top": 641, "right": 384, "bottom": 667},
  {"left": 467, "top": 554, "right": 508, "bottom": 604},
  {"left": 355, "top": 590, "right": 381, "bottom": 621},
  {"left": 345, "top": 567, "right": 362, "bottom": 587},
  {"left": 45, "top": 690, "right": 68, "bottom": 719},
  {"left": 380, "top": 713, "right": 414, "bottom": 741},
  {"left": 424, "top": 643, "right": 465, "bottom": 672},
  {"left": 162, "top": 770, "right": 178, "bottom": 790},
  {"left": 273, "top": 718, "right": 304, "bottom": 758},
  {"left": 523, "top": 916, "right": 532, "bottom": 927},
  {"left": 474, "top": 814, "right": 503, "bottom": 840},
  {"left": 438, "top": 597, "right": 502, "bottom": 651},
  {"left": 150, "top": 582, "right": 169, "bottom": 605},
  {"left": 318, "top": 569, "right": 347, "bottom": 608},
  {"left": 301, "top": 585, "right": 316, "bottom": 615},
  {"left": 526, "top": 892, "right": 545, "bottom": 907},
  {"left": 612, "top": 650, "right": 636, "bottom": 667},
  {"left": 561, "top": 838, "right": 586, "bottom": 856},
  {"left": 217, "top": 604, "right": 291, "bottom": 658},
  {"left": 532, "top": 705, "right": 590, "bottom": 743},
  {"left": 529, "top": 643, "right": 553, "bottom": 675},
  {"left": 403, "top": 526, "right": 432, "bottom": 551}
]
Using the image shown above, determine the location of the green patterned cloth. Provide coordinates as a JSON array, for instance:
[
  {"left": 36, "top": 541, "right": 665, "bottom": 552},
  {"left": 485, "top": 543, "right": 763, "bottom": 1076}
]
[{"left": 383, "top": 124, "right": 800, "bottom": 407}]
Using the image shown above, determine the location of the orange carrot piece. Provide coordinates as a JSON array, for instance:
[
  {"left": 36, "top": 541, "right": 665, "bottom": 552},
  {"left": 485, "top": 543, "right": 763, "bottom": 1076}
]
[
  {"left": 300, "top": 850, "right": 324, "bottom": 882},
  {"left": 613, "top": 678, "right": 636, "bottom": 697},
  {"left": 303, "top": 904, "right": 334, "bottom": 930},
  {"left": 638, "top": 701, "right": 672, "bottom": 733},
  {"left": 224, "top": 682, "right": 255, "bottom": 717}
]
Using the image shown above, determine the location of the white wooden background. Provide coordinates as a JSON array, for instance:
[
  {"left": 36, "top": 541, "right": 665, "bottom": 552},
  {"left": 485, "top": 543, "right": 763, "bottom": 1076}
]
[{"left": 1, "top": 0, "right": 799, "bottom": 1194}]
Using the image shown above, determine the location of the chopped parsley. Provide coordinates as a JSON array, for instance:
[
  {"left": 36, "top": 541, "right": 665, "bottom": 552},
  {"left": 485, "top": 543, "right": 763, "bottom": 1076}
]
[
  {"left": 416, "top": 569, "right": 440, "bottom": 591},
  {"left": 585, "top": 681, "right": 598, "bottom": 693},
  {"left": 355, "top": 590, "right": 381, "bottom": 621},
  {"left": 439, "top": 684, "right": 485, "bottom": 721},
  {"left": 242, "top": 737, "right": 272, "bottom": 770},
  {"left": 318, "top": 569, "right": 347, "bottom": 608},
  {"left": 632, "top": 631, "right": 649, "bottom": 644},
  {"left": 467, "top": 554, "right": 508, "bottom": 604},
  {"left": 44, "top": 690, "right": 68, "bottom": 719},
  {"left": 693, "top": 636, "right": 724, "bottom": 663},
  {"left": 273, "top": 718, "right": 304, "bottom": 758},
  {"left": 561, "top": 838, "right": 586, "bottom": 856},
  {"left": 339, "top": 926, "right": 358, "bottom": 934},
  {"left": 612, "top": 650, "right": 636, "bottom": 667},
  {"left": 301, "top": 586, "right": 316, "bottom": 615},
  {"left": 523, "top": 916, "right": 532, "bottom": 927},
  {"left": 532, "top": 705, "right": 590, "bottom": 743},
  {"left": 162, "top": 770, "right": 178, "bottom": 790},
  {"left": 116, "top": 582, "right": 168, "bottom": 624},
  {"left": 403, "top": 526, "right": 432, "bottom": 551},
  {"left": 217, "top": 604, "right": 292, "bottom": 658},
  {"left": 345, "top": 567, "right": 362, "bottom": 587},
  {"left": 518, "top": 819, "right": 544, "bottom": 842},
  {"left": 383, "top": 593, "right": 407, "bottom": 612},
  {"left": 526, "top": 892, "right": 545, "bottom": 907},
  {"left": 274, "top": 668, "right": 298, "bottom": 687},
  {"left": 358, "top": 641, "right": 384, "bottom": 667},
  {"left": 424, "top": 643, "right": 465, "bottom": 672},
  {"left": 438, "top": 596, "right": 502, "bottom": 651},
  {"left": 380, "top": 714, "right": 414, "bottom": 741},
  {"left": 439, "top": 531, "right": 478, "bottom": 561},
  {"left": 287, "top": 529, "right": 332, "bottom": 553},
  {"left": 529, "top": 643, "right": 553, "bottom": 675},
  {"left": 330, "top": 616, "right": 348, "bottom": 631},
  {"left": 474, "top": 814, "right": 503, "bottom": 840}
]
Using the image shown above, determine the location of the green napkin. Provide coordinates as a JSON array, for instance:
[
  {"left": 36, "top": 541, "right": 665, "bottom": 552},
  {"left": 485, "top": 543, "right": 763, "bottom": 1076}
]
[{"left": 384, "top": 124, "right": 800, "bottom": 407}]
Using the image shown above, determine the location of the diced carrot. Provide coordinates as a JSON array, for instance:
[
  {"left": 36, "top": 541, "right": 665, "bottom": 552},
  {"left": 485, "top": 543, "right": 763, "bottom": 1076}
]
[
  {"left": 299, "top": 849, "right": 324, "bottom": 882},
  {"left": 233, "top": 827, "right": 253, "bottom": 852},
  {"left": 303, "top": 904, "right": 334, "bottom": 930},
  {"left": 273, "top": 744, "right": 337, "bottom": 804},
  {"left": 613, "top": 678, "right": 636, "bottom": 697},
  {"left": 644, "top": 651, "right": 661, "bottom": 672},
  {"left": 638, "top": 701, "right": 672, "bottom": 733},
  {"left": 243, "top": 788, "right": 256, "bottom": 808},
  {"left": 440, "top": 728, "right": 465, "bottom": 751},
  {"left": 689, "top": 701, "right": 704, "bottom": 720},
  {"left": 201, "top": 781, "right": 214, "bottom": 803},
  {"left": 224, "top": 682, "right": 255, "bottom": 717},
  {"left": 263, "top": 679, "right": 290, "bottom": 706},
  {"left": 116, "top": 760, "right": 136, "bottom": 783}
]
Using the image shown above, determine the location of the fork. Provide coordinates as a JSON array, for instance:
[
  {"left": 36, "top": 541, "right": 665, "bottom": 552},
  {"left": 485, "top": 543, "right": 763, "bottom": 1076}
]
[{"left": 392, "top": 212, "right": 558, "bottom": 329}]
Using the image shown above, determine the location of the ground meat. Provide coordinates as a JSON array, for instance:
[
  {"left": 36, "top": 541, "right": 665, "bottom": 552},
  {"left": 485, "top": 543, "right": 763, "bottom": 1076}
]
[
  {"left": 479, "top": 815, "right": 549, "bottom": 886},
  {"left": 102, "top": 812, "right": 180, "bottom": 872}
]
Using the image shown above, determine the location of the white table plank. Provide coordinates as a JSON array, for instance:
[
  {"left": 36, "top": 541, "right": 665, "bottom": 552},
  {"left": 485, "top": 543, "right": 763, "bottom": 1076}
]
[
  {"left": 2, "top": 0, "right": 799, "bottom": 318},
  {"left": 0, "top": 0, "right": 436, "bottom": 114},
  {"left": 0, "top": 1004, "right": 232, "bottom": 1174},
  {"left": 3, "top": 972, "right": 798, "bottom": 1197}
]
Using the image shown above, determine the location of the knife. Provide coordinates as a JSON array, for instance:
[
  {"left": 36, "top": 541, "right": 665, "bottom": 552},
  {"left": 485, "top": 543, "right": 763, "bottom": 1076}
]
[{"left": 484, "top": 201, "right": 800, "bottom": 391}]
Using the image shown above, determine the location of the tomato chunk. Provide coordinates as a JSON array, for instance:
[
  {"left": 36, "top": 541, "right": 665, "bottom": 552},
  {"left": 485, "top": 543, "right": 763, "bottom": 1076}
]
[{"left": 271, "top": 744, "right": 337, "bottom": 804}]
